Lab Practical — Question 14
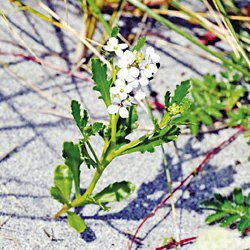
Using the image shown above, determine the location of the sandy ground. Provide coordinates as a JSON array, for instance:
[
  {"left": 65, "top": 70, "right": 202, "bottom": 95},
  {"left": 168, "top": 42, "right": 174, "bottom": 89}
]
[{"left": 0, "top": 1, "right": 249, "bottom": 249}]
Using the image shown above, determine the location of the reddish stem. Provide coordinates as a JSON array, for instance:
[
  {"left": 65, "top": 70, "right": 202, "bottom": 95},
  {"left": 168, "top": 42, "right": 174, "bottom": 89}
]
[
  {"left": 129, "top": 126, "right": 244, "bottom": 250},
  {"left": 156, "top": 236, "right": 197, "bottom": 250}
]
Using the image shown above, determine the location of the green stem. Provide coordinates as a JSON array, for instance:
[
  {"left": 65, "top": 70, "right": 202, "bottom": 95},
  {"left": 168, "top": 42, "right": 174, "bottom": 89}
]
[
  {"left": 71, "top": 168, "right": 103, "bottom": 207},
  {"left": 86, "top": 141, "right": 99, "bottom": 164},
  {"left": 127, "top": 0, "right": 250, "bottom": 77},
  {"left": 145, "top": 100, "right": 179, "bottom": 245},
  {"left": 145, "top": 99, "right": 157, "bottom": 128},
  {"left": 114, "top": 132, "right": 150, "bottom": 155},
  {"left": 111, "top": 114, "right": 118, "bottom": 143}
]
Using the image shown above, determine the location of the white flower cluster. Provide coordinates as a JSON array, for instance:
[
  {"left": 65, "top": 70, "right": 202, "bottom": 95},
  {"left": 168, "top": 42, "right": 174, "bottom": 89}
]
[{"left": 104, "top": 37, "right": 160, "bottom": 118}]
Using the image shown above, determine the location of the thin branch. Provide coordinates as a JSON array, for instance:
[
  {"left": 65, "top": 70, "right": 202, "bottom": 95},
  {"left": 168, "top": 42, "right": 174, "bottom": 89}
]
[{"left": 129, "top": 126, "right": 244, "bottom": 249}]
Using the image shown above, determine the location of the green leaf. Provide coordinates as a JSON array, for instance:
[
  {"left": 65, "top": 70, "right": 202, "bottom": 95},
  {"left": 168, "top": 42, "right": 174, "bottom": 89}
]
[
  {"left": 214, "top": 193, "right": 224, "bottom": 203},
  {"left": 171, "top": 80, "right": 190, "bottom": 105},
  {"left": 220, "top": 214, "right": 240, "bottom": 227},
  {"left": 197, "top": 110, "right": 213, "bottom": 125},
  {"left": 122, "top": 125, "right": 180, "bottom": 154},
  {"left": 132, "top": 36, "right": 146, "bottom": 51},
  {"left": 50, "top": 186, "right": 69, "bottom": 205},
  {"left": 79, "top": 142, "right": 97, "bottom": 169},
  {"left": 111, "top": 26, "right": 119, "bottom": 37},
  {"left": 237, "top": 217, "right": 250, "bottom": 233},
  {"left": 233, "top": 188, "right": 244, "bottom": 205},
  {"left": 67, "top": 212, "right": 87, "bottom": 233},
  {"left": 164, "top": 91, "right": 171, "bottom": 109},
  {"left": 93, "top": 181, "right": 135, "bottom": 203},
  {"left": 205, "top": 211, "right": 228, "bottom": 224},
  {"left": 92, "top": 122, "right": 104, "bottom": 134},
  {"left": 92, "top": 58, "right": 112, "bottom": 107},
  {"left": 189, "top": 114, "right": 199, "bottom": 135},
  {"left": 116, "top": 106, "right": 138, "bottom": 143},
  {"left": 62, "top": 142, "right": 83, "bottom": 196},
  {"left": 192, "top": 91, "right": 205, "bottom": 105},
  {"left": 247, "top": 193, "right": 250, "bottom": 206},
  {"left": 206, "top": 107, "right": 223, "bottom": 119},
  {"left": 202, "top": 190, "right": 250, "bottom": 234},
  {"left": 200, "top": 200, "right": 221, "bottom": 210},
  {"left": 71, "top": 100, "right": 89, "bottom": 133},
  {"left": 54, "top": 165, "right": 73, "bottom": 201}
]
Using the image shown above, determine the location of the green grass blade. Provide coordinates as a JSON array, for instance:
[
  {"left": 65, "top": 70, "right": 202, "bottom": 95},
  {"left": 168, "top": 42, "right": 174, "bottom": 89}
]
[{"left": 127, "top": 0, "right": 250, "bottom": 77}]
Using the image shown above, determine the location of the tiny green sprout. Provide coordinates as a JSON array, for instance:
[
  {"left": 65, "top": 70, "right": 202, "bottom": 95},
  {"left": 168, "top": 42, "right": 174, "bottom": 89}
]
[{"left": 50, "top": 34, "right": 191, "bottom": 234}]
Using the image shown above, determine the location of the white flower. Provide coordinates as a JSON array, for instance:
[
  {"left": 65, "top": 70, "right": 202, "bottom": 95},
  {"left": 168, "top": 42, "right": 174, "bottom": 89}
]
[
  {"left": 138, "top": 75, "right": 149, "bottom": 86},
  {"left": 117, "top": 66, "right": 139, "bottom": 82},
  {"left": 110, "top": 79, "right": 132, "bottom": 100},
  {"left": 139, "top": 60, "right": 158, "bottom": 78},
  {"left": 107, "top": 98, "right": 131, "bottom": 118},
  {"left": 104, "top": 37, "right": 128, "bottom": 57},
  {"left": 117, "top": 50, "right": 136, "bottom": 68},
  {"left": 145, "top": 47, "right": 160, "bottom": 64},
  {"left": 134, "top": 90, "right": 146, "bottom": 101},
  {"left": 129, "top": 80, "right": 139, "bottom": 89}
]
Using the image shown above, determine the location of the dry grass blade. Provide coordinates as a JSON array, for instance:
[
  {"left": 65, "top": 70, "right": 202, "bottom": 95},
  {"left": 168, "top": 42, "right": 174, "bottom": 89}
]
[
  {"left": 9, "top": 0, "right": 110, "bottom": 68},
  {"left": 0, "top": 61, "right": 68, "bottom": 110},
  {"left": 212, "top": 0, "right": 250, "bottom": 67},
  {"left": 170, "top": 1, "right": 228, "bottom": 42},
  {"left": 202, "top": 0, "right": 241, "bottom": 57}
]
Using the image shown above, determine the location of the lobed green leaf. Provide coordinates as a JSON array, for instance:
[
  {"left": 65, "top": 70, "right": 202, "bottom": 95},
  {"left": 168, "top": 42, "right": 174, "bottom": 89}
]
[
  {"left": 93, "top": 181, "right": 135, "bottom": 203},
  {"left": 92, "top": 59, "right": 112, "bottom": 107},
  {"left": 132, "top": 36, "right": 146, "bottom": 51},
  {"left": 171, "top": 80, "right": 190, "bottom": 105},
  {"left": 63, "top": 142, "right": 83, "bottom": 196}
]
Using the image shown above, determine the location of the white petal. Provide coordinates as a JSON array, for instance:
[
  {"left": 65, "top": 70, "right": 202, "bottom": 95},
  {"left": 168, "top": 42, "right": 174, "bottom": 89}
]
[
  {"left": 143, "top": 68, "right": 153, "bottom": 78},
  {"left": 129, "top": 67, "right": 140, "bottom": 78},
  {"left": 119, "top": 107, "right": 129, "bottom": 118},
  {"left": 139, "top": 61, "right": 147, "bottom": 70},
  {"left": 103, "top": 45, "right": 114, "bottom": 52},
  {"left": 117, "top": 68, "right": 129, "bottom": 80},
  {"left": 123, "top": 100, "right": 132, "bottom": 107},
  {"left": 149, "top": 64, "right": 158, "bottom": 74},
  {"left": 113, "top": 97, "right": 121, "bottom": 105},
  {"left": 124, "top": 50, "right": 136, "bottom": 65},
  {"left": 151, "top": 53, "right": 160, "bottom": 63},
  {"left": 107, "top": 104, "right": 119, "bottom": 114},
  {"left": 135, "top": 91, "right": 146, "bottom": 101},
  {"left": 110, "top": 86, "right": 119, "bottom": 95},
  {"left": 115, "top": 49, "right": 124, "bottom": 57},
  {"left": 115, "top": 79, "right": 126, "bottom": 88},
  {"left": 126, "top": 75, "right": 136, "bottom": 83},
  {"left": 117, "top": 58, "right": 128, "bottom": 68},
  {"left": 129, "top": 96, "right": 137, "bottom": 104},
  {"left": 139, "top": 75, "right": 149, "bottom": 86},
  {"left": 129, "top": 80, "right": 139, "bottom": 89},
  {"left": 118, "top": 43, "right": 128, "bottom": 50},
  {"left": 119, "top": 91, "right": 128, "bottom": 100},
  {"left": 124, "top": 84, "right": 132, "bottom": 93},
  {"left": 108, "top": 37, "right": 118, "bottom": 46}
]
